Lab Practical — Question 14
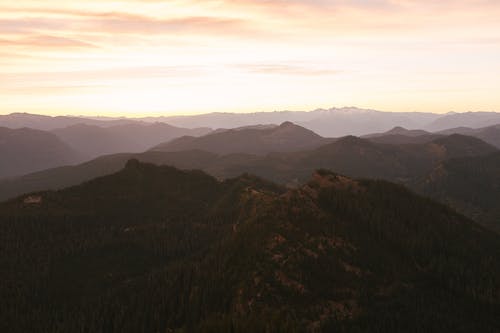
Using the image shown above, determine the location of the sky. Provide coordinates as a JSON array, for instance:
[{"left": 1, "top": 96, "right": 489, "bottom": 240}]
[{"left": 1, "top": 0, "right": 500, "bottom": 117}]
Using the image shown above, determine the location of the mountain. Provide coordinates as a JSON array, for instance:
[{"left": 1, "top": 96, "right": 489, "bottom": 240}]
[
  {"left": 366, "top": 126, "right": 432, "bottom": 137},
  {"left": 0, "top": 127, "right": 81, "bottom": 178},
  {"left": 437, "top": 124, "right": 500, "bottom": 148},
  {"left": 296, "top": 108, "right": 440, "bottom": 137},
  {"left": 52, "top": 122, "right": 211, "bottom": 159},
  {"left": 3, "top": 109, "right": 500, "bottom": 138},
  {"left": 416, "top": 152, "right": 500, "bottom": 232},
  {"left": 425, "top": 111, "right": 500, "bottom": 132},
  {"left": 1, "top": 161, "right": 499, "bottom": 332},
  {"left": 146, "top": 107, "right": 441, "bottom": 137},
  {"left": 219, "top": 134, "right": 498, "bottom": 185},
  {"left": 0, "top": 150, "right": 222, "bottom": 201},
  {"left": 430, "top": 134, "right": 497, "bottom": 157},
  {"left": 0, "top": 112, "right": 136, "bottom": 131},
  {"left": 363, "top": 123, "right": 500, "bottom": 148},
  {"left": 151, "top": 121, "right": 332, "bottom": 155},
  {"left": 363, "top": 126, "right": 442, "bottom": 144}
]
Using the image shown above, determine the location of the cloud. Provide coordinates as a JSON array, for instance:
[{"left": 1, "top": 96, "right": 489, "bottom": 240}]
[
  {"left": 3, "top": 1, "right": 499, "bottom": 44},
  {"left": 86, "top": 15, "right": 248, "bottom": 35},
  {"left": 0, "top": 35, "right": 97, "bottom": 48},
  {"left": 0, "top": 18, "right": 65, "bottom": 34},
  {"left": 0, "top": 8, "right": 253, "bottom": 36}
]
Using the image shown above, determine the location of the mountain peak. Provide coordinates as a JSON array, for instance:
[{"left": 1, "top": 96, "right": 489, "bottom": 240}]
[
  {"left": 308, "top": 169, "right": 364, "bottom": 193},
  {"left": 279, "top": 121, "right": 295, "bottom": 127},
  {"left": 388, "top": 126, "right": 408, "bottom": 132},
  {"left": 335, "top": 135, "right": 366, "bottom": 144}
]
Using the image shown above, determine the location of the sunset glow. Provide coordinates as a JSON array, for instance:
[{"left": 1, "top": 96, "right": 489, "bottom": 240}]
[{"left": 2, "top": 0, "right": 500, "bottom": 116}]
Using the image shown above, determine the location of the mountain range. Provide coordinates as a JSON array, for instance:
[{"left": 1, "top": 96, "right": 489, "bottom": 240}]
[
  {"left": 1, "top": 109, "right": 499, "bottom": 180},
  {"left": 1, "top": 160, "right": 499, "bottom": 332},
  {"left": 363, "top": 125, "right": 500, "bottom": 148},
  {"left": 3, "top": 108, "right": 500, "bottom": 137},
  {"left": 140, "top": 109, "right": 500, "bottom": 136},
  {"left": 1, "top": 124, "right": 498, "bottom": 232},
  {"left": 0, "top": 112, "right": 137, "bottom": 130},
  {"left": 1, "top": 109, "right": 498, "bottom": 181}
]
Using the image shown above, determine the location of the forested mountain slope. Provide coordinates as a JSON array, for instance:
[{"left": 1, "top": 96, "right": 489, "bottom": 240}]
[
  {"left": 1, "top": 161, "right": 499, "bottom": 332},
  {"left": 415, "top": 152, "right": 500, "bottom": 232}
]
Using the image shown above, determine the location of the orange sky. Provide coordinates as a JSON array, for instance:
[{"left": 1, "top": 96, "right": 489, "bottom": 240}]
[{"left": 1, "top": 0, "right": 500, "bottom": 116}]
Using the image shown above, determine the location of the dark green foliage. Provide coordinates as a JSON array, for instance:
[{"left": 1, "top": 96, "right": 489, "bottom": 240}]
[{"left": 1, "top": 161, "right": 499, "bottom": 332}]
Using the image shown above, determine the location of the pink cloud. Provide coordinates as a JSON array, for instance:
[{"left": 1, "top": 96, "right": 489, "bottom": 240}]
[{"left": 0, "top": 35, "right": 97, "bottom": 48}]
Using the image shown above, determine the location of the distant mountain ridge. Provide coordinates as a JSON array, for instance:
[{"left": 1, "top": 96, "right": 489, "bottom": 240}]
[
  {"left": 437, "top": 124, "right": 500, "bottom": 148},
  {"left": 139, "top": 107, "right": 442, "bottom": 137},
  {"left": 3, "top": 108, "right": 499, "bottom": 138},
  {"left": 141, "top": 108, "right": 500, "bottom": 137},
  {"left": 0, "top": 112, "right": 137, "bottom": 131},
  {"left": 425, "top": 111, "right": 500, "bottom": 131},
  {"left": 363, "top": 124, "right": 500, "bottom": 148}
]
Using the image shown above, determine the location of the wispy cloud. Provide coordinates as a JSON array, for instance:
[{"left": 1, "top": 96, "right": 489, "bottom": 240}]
[
  {"left": 85, "top": 15, "right": 248, "bottom": 35},
  {"left": 0, "top": 35, "right": 97, "bottom": 48},
  {"left": 0, "top": 7, "right": 254, "bottom": 36}
]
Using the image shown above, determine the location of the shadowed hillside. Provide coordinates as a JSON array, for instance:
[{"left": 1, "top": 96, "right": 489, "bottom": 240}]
[
  {"left": 415, "top": 152, "right": 500, "bottom": 232},
  {"left": 52, "top": 122, "right": 211, "bottom": 158},
  {"left": 438, "top": 124, "right": 500, "bottom": 148},
  {"left": 0, "top": 127, "right": 81, "bottom": 178},
  {"left": 151, "top": 121, "right": 332, "bottom": 155},
  {"left": 363, "top": 126, "right": 442, "bottom": 144}
]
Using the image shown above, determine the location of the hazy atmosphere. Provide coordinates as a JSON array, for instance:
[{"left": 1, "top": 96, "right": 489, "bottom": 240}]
[{"left": 2, "top": 0, "right": 500, "bottom": 116}]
